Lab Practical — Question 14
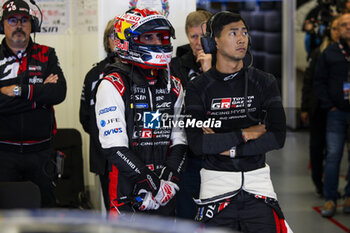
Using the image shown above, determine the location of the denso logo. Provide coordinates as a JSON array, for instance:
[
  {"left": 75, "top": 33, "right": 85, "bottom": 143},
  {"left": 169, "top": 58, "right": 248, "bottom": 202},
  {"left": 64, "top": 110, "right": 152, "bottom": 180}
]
[
  {"left": 104, "top": 128, "right": 123, "bottom": 136},
  {"left": 124, "top": 14, "right": 141, "bottom": 22},
  {"left": 211, "top": 98, "right": 232, "bottom": 110},
  {"left": 116, "top": 39, "right": 129, "bottom": 51},
  {"left": 155, "top": 54, "right": 171, "bottom": 59},
  {"left": 99, "top": 106, "right": 117, "bottom": 115}
]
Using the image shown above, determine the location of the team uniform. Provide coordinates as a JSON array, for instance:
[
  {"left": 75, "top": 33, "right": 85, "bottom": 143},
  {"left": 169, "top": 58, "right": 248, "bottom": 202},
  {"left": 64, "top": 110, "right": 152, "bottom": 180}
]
[
  {"left": 0, "top": 38, "right": 67, "bottom": 207},
  {"left": 94, "top": 8, "right": 187, "bottom": 215},
  {"left": 185, "top": 66, "right": 292, "bottom": 232},
  {"left": 79, "top": 55, "right": 115, "bottom": 210},
  {"left": 95, "top": 61, "right": 187, "bottom": 215},
  {"left": 170, "top": 49, "right": 215, "bottom": 219}
]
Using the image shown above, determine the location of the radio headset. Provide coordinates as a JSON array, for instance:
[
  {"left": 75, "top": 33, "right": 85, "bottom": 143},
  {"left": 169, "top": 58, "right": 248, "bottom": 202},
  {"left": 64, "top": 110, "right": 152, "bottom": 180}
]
[{"left": 0, "top": 0, "right": 42, "bottom": 34}]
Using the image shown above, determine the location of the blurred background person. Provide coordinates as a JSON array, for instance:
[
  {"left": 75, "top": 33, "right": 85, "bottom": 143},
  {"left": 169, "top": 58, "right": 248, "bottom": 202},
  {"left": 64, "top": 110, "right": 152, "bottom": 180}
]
[
  {"left": 301, "top": 16, "right": 340, "bottom": 197},
  {"left": 314, "top": 12, "right": 350, "bottom": 218},
  {"left": 302, "top": 0, "right": 338, "bottom": 59},
  {"left": 79, "top": 19, "right": 118, "bottom": 212},
  {"left": 171, "top": 10, "right": 213, "bottom": 87},
  {"left": 170, "top": 9, "right": 213, "bottom": 220}
]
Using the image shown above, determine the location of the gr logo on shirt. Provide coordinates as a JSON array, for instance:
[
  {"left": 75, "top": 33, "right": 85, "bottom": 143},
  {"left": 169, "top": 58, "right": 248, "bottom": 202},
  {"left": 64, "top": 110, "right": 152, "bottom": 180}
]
[
  {"left": 104, "top": 128, "right": 123, "bottom": 136},
  {"left": 211, "top": 98, "right": 231, "bottom": 110}
]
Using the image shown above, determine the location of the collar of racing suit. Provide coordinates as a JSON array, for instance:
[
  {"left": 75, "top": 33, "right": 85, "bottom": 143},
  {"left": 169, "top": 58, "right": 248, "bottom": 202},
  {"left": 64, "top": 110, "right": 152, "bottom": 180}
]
[
  {"left": 211, "top": 67, "right": 242, "bottom": 82},
  {"left": 106, "top": 59, "right": 169, "bottom": 87}
]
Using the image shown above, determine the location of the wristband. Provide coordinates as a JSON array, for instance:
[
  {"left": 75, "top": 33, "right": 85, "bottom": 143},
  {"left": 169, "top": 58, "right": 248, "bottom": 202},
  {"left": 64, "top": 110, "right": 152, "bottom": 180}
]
[
  {"left": 229, "top": 147, "right": 236, "bottom": 158},
  {"left": 241, "top": 129, "right": 248, "bottom": 143}
]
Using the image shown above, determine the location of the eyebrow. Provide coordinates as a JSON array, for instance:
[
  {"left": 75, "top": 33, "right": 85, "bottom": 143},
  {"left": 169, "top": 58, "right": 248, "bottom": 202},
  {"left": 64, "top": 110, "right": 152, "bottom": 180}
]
[{"left": 228, "top": 27, "right": 247, "bottom": 31}]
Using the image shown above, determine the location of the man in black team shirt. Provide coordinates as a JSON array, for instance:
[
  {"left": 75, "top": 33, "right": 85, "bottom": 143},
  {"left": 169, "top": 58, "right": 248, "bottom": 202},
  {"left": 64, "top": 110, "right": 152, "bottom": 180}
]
[
  {"left": 0, "top": 0, "right": 66, "bottom": 208},
  {"left": 185, "top": 11, "right": 292, "bottom": 232}
]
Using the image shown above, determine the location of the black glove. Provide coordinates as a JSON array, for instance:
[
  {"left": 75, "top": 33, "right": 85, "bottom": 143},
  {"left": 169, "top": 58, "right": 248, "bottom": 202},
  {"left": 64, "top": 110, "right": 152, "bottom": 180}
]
[
  {"left": 159, "top": 167, "right": 180, "bottom": 184},
  {"left": 134, "top": 171, "right": 161, "bottom": 197}
]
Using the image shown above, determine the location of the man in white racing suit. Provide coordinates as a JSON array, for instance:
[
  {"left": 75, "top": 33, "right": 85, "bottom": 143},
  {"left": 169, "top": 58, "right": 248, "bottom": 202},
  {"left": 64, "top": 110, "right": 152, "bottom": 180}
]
[{"left": 94, "top": 8, "right": 187, "bottom": 216}]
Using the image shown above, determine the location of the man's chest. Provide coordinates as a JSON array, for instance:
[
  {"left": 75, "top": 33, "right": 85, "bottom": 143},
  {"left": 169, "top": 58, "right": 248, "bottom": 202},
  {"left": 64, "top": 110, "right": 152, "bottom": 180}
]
[{"left": 0, "top": 55, "right": 47, "bottom": 84}]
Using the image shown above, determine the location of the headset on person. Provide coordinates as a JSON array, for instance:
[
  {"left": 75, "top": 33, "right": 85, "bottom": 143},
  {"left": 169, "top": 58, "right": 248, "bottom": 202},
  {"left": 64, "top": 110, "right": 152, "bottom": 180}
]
[
  {"left": 200, "top": 11, "right": 265, "bottom": 123},
  {"left": 0, "top": 0, "right": 42, "bottom": 34},
  {"left": 200, "top": 11, "right": 252, "bottom": 55}
]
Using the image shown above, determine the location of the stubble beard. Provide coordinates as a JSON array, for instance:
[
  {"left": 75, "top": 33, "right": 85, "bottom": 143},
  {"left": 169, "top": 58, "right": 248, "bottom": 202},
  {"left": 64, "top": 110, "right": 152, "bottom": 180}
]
[
  {"left": 220, "top": 47, "right": 247, "bottom": 62},
  {"left": 11, "top": 30, "right": 27, "bottom": 48},
  {"left": 226, "top": 52, "right": 245, "bottom": 62}
]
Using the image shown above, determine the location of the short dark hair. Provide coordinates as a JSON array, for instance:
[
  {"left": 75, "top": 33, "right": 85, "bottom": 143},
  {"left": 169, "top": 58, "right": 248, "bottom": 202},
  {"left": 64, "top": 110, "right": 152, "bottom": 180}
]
[{"left": 210, "top": 12, "right": 247, "bottom": 38}]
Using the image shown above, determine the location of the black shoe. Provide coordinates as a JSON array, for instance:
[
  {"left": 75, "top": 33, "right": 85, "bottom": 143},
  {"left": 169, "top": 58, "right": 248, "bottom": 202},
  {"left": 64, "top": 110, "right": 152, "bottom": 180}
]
[
  {"left": 343, "top": 197, "right": 350, "bottom": 214},
  {"left": 315, "top": 188, "right": 323, "bottom": 198},
  {"left": 321, "top": 200, "right": 336, "bottom": 218}
]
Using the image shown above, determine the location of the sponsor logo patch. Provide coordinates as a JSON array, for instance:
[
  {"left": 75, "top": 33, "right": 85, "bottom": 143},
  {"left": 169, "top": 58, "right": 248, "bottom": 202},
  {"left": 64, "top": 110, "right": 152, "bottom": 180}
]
[
  {"left": 104, "top": 128, "right": 123, "bottom": 136},
  {"left": 99, "top": 106, "right": 117, "bottom": 115},
  {"left": 144, "top": 110, "right": 161, "bottom": 129},
  {"left": 135, "top": 103, "right": 149, "bottom": 109},
  {"left": 141, "top": 129, "right": 152, "bottom": 138},
  {"left": 211, "top": 98, "right": 232, "bottom": 110}
]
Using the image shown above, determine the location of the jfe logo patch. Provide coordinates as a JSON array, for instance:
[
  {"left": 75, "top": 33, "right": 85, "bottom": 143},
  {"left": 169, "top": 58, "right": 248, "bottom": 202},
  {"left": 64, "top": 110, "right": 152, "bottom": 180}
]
[{"left": 144, "top": 110, "right": 161, "bottom": 129}]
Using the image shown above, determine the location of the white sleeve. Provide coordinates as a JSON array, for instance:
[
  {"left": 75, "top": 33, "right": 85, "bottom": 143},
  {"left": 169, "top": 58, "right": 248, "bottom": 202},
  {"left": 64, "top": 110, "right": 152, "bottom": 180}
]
[
  {"left": 95, "top": 80, "right": 129, "bottom": 149},
  {"left": 170, "top": 85, "right": 187, "bottom": 147}
]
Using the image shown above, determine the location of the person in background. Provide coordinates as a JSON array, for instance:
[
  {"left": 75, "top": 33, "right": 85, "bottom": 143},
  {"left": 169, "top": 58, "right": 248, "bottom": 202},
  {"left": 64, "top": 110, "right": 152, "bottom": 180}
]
[
  {"left": 301, "top": 16, "right": 340, "bottom": 197},
  {"left": 171, "top": 10, "right": 213, "bottom": 87},
  {"left": 314, "top": 12, "right": 350, "bottom": 218},
  {"left": 94, "top": 8, "right": 187, "bottom": 216},
  {"left": 79, "top": 19, "right": 118, "bottom": 211},
  {"left": 185, "top": 11, "right": 292, "bottom": 232},
  {"left": 170, "top": 9, "right": 212, "bottom": 220},
  {"left": 0, "top": 0, "right": 66, "bottom": 207},
  {"left": 338, "top": 0, "right": 350, "bottom": 13},
  {"left": 302, "top": 0, "right": 338, "bottom": 59}
]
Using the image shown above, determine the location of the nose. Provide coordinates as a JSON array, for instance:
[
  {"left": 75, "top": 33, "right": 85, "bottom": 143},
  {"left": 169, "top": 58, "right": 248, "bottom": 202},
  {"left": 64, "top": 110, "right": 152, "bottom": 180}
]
[
  {"left": 344, "top": 22, "right": 350, "bottom": 29},
  {"left": 237, "top": 34, "right": 244, "bottom": 44},
  {"left": 154, "top": 38, "right": 162, "bottom": 45},
  {"left": 196, "top": 36, "right": 201, "bottom": 44},
  {"left": 237, "top": 31, "right": 247, "bottom": 44}
]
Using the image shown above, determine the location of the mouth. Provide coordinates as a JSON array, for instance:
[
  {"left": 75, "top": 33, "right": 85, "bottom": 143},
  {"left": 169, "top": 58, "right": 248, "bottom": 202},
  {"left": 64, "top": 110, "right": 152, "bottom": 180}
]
[
  {"left": 236, "top": 48, "right": 246, "bottom": 52},
  {"left": 12, "top": 31, "right": 25, "bottom": 37}
]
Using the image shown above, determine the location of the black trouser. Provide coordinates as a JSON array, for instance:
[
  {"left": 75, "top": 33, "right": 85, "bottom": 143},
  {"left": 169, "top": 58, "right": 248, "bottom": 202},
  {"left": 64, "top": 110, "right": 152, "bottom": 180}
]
[
  {"left": 309, "top": 106, "right": 327, "bottom": 192},
  {"left": 176, "top": 154, "right": 202, "bottom": 220},
  {"left": 0, "top": 148, "right": 56, "bottom": 207},
  {"left": 206, "top": 191, "right": 279, "bottom": 233},
  {"left": 99, "top": 165, "right": 110, "bottom": 211}
]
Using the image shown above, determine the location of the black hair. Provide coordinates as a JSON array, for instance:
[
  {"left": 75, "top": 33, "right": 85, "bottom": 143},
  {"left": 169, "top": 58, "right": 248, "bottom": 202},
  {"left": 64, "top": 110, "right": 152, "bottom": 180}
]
[{"left": 211, "top": 12, "right": 248, "bottom": 38}]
